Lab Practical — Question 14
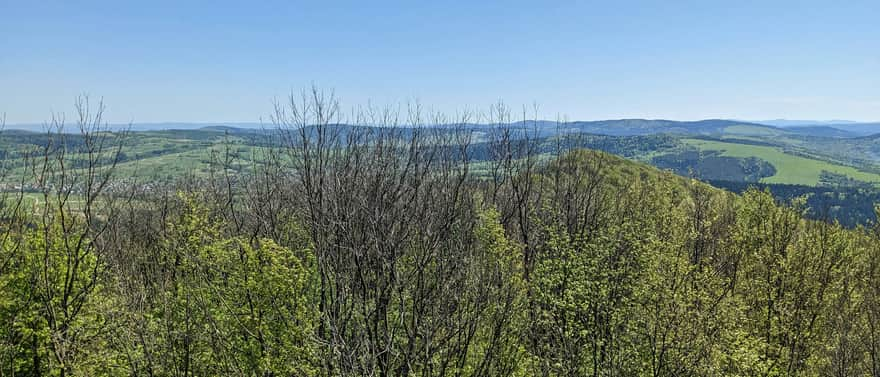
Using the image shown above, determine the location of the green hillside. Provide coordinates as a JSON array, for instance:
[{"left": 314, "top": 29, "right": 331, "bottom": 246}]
[
  {"left": 682, "top": 138, "right": 880, "bottom": 186},
  {"left": 5, "top": 125, "right": 880, "bottom": 376}
]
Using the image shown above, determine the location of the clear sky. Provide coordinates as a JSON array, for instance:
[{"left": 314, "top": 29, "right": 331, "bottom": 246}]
[{"left": 2, "top": 0, "right": 879, "bottom": 124}]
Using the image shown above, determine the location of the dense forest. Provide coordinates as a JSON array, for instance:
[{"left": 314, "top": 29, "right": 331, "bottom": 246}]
[
  {"left": 709, "top": 180, "right": 880, "bottom": 228},
  {"left": 2, "top": 93, "right": 880, "bottom": 376}
]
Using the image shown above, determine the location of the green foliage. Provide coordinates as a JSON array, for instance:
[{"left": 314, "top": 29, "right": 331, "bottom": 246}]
[
  {"left": 652, "top": 150, "right": 776, "bottom": 182},
  {"left": 0, "top": 213, "right": 123, "bottom": 376},
  {"left": 142, "top": 194, "right": 319, "bottom": 376},
  {"left": 3, "top": 142, "right": 880, "bottom": 376},
  {"left": 466, "top": 208, "right": 528, "bottom": 376}
]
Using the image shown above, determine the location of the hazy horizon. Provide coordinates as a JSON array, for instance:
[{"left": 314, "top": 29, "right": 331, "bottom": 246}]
[{"left": 5, "top": 118, "right": 880, "bottom": 133}]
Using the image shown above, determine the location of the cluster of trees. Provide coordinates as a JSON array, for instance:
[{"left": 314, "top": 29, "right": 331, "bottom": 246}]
[
  {"left": 711, "top": 180, "right": 880, "bottom": 227},
  {"left": 1, "top": 93, "right": 880, "bottom": 376},
  {"left": 651, "top": 150, "right": 777, "bottom": 183}
]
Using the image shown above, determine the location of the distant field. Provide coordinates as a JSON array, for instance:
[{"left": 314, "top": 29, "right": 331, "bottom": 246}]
[
  {"left": 3, "top": 126, "right": 879, "bottom": 189},
  {"left": 682, "top": 138, "right": 880, "bottom": 186},
  {"left": 0, "top": 129, "right": 272, "bottom": 183},
  {"left": 723, "top": 125, "right": 783, "bottom": 136}
]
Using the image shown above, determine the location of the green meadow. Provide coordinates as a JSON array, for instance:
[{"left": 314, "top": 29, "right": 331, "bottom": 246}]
[{"left": 682, "top": 138, "right": 880, "bottom": 186}]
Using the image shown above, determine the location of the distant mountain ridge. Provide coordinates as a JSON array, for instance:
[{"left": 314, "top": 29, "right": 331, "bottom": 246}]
[
  {"left": 553, "top": 119, "right": 774, "bottom": 136},
  {"left": 6, "top": 118, "right": 879, "bottom": 138},
  {"left": 752, "top": 119, "right": 863, "bottom": 127},
  {"left": 750, "top": 120, "right": 880, "bottom": 136},
  {"left": 2, "top": 122, "right": 266, "bottom": 132},
  {"left": 816, "top": 123, "right": 880, "bottom": 137},
  {"left": 783, "top": 126, "right": 861, "bottom": 138}
]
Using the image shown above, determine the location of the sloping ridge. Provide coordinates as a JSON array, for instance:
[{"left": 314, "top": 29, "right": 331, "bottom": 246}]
[
  {"left": 552, "top": 119, "right": 779, "bottom": 136},
  {"left": 546, "top": 148, "right": 723, "bottom": 195}
]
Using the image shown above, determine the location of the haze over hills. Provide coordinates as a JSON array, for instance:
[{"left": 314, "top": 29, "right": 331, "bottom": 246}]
[
  {"left": 813, "top": 123, "right": 880, "bottom": 137},
  {"left": 8, "top": 118, "right": 880, "bottom": 140},
  {"left": 750, "top": 120, "right": 880, "bottom": 136},
  {"left": 780, "top": 126, "right": 861, "bottom": 138},
  {"left": 0, "top": 118, "right": 840, "bottom": 135},
  {"left": 751, "top": 119, "right": 865, "bottom": 127},
  {"left": 3, "top": 122, "right": 267, "bottom": 132}
]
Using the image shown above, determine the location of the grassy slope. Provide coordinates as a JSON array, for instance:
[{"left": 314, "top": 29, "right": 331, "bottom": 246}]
[
  {"left": 682, "top": 138, "right": 880, "bottom": 185},
  {"left": 0, "top": 129, "right": 272, "bottom": 182},
  {"left": 112, "top": 143, "right": 268, "bottom": 179},
  {"left": 4, "top": 127, "right": 878, "bottom": 188},
  {"left": 723, "top": 125, "right": 785, "bottom": 137}
]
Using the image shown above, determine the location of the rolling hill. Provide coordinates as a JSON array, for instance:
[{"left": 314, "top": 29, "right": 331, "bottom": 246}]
[{"left": 3, "top": 119, "right": 880, "bottom": 225}]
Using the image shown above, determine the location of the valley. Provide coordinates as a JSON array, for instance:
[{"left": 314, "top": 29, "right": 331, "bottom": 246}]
[{"left": 3, "top": 118, "right": 878, "bottom": 226}]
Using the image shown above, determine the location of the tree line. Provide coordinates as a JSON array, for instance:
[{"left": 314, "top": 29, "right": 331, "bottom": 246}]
[{"left": 1, "top": 92, "right": 880, "bottom": 376}]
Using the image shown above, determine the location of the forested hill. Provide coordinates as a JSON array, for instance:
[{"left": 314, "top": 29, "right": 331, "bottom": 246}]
[
  {"left": 2, "top": 105, "right": 880, "bottom": 376},
  {"left": 3, "top": 118, "right": 880, "bottom": 227}
]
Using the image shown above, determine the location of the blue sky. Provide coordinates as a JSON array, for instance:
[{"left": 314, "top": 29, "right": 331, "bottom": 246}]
[{"left": 2, "top": 0, "right": 879, "bottom": 123}]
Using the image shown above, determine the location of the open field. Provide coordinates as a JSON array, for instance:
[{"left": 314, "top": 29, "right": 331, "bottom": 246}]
[
  {"left": 682, "top": 138, "right": 880, "bottom": 186},
  {"left": 111, "top": 143, "right": 269, "bottom": 179}
]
